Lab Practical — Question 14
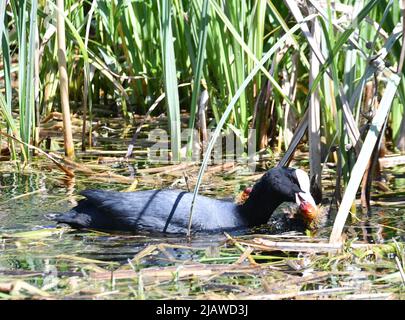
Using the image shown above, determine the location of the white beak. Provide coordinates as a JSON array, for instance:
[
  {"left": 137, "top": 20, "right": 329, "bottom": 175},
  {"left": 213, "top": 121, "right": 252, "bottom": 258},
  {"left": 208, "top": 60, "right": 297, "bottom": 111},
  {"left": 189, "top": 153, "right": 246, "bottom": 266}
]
[{"left": 294, "top": 169, "right": 317, "bottom": 207}]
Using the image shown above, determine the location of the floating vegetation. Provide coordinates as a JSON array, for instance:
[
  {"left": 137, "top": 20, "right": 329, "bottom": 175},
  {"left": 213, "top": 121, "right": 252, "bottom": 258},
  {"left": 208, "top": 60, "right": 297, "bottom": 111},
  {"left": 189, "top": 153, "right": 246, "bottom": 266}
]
[
  {"left": 0, "top": 229, "right": 404, "bottom": 300},
  {"left": 1, "top": 134, "right": 404, "bottom": 300}
]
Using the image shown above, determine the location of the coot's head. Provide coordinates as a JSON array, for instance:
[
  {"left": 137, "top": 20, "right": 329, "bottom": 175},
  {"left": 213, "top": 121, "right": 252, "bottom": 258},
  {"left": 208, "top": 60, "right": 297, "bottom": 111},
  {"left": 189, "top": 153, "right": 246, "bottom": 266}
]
[
  {"left": 239, "top": 167, "right": 319, "bottom": 225},
  {"left": 293, "top": 169, "right": 318, "bottom": 214},
  {"left": 284, "top": 169, "right": 322, "bottom": 228},
  {"left": 262, "top": 167, "right": 317, "bottom": 206}
]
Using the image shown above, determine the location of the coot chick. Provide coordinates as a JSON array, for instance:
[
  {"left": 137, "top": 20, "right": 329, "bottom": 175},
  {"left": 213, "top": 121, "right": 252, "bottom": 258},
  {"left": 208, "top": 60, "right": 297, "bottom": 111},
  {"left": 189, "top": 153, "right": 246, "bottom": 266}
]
[
  {"left": 236, "top": 186, "right": 327, "bottom": 233},
  {"left": 51, "top": 167, "right": 318, "bottom": 234}
]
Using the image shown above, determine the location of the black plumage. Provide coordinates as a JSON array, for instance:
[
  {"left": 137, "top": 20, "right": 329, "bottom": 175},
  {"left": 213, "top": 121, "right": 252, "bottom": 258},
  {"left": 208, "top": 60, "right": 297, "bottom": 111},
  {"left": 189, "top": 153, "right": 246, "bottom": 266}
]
[{"left": 51, "top": 167, "right": 316, "bottom": 234}]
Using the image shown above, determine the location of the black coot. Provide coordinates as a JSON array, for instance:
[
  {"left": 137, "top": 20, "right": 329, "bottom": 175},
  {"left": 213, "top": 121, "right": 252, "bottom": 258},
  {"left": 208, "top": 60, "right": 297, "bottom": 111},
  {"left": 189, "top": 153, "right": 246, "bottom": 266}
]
[{"left": 51, "top": 167, "right": 317, "bottom": 233}]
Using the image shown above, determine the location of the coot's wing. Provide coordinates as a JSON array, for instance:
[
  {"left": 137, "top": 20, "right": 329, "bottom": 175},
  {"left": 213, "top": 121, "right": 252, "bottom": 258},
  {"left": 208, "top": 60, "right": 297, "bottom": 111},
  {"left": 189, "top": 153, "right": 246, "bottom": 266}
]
[
  {"left": 79, "top": 189, "right": 162, "bottom": 217},
  {"left": 80, "top": 189, "right": 121, "bottom": 204},
  {"left": 55, "top": 187, "right": 248, "bottom": 232},
  {"left": 74, "top": 189, "right": 175, "bottom": 231},
  {"left": 79, "top": 189, "right": 223, "bottom": 233}
]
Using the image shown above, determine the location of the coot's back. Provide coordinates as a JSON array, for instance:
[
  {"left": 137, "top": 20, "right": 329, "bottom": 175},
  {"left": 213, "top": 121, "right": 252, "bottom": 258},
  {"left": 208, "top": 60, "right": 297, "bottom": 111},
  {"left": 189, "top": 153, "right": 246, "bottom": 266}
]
[{"left": 54, "top": 189, "right": 246, "bottom": 233}]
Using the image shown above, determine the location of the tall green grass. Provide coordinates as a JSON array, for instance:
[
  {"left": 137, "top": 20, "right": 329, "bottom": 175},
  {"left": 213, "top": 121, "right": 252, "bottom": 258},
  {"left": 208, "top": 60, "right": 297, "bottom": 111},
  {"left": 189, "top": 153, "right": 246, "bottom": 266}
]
[
  {"left": 1, "top": 0, "right": 39, "bottom": 162},
  {"left": 0, "top": 0, "right": 403, "bottom": 165},
  {"left": 158, "top": 0, "right": 181, "bottom": 162}
]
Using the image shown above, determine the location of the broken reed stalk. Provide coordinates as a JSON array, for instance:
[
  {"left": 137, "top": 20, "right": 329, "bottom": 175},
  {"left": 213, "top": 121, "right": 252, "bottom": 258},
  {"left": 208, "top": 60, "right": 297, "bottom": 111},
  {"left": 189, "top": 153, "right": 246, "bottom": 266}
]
[
  {"left": 0, "top": 130, "right": 74, "bottom": 177},
  {"left": 361, "top": 113, "right": 389, "bottom": 214},
  {"left": 245, "top": 287, "right": 357, "bottom": 300},
  {"left": 394, "top": 256, "right": 405, "bottom": 285},
  {"left": 379, "top": 155, "right": 405, "bottom": 168},
  {"left": 225, "top": 232, "right": 257, "bottom": 265},
  {"left": 243, "top": 239, "right": 342, "bottom": 253},
  {"left": 56, "top": 0, "right": 75, "bottom": 159},
  {"left": 0, "top": 132, "right": 137, "bottom": 182},
  {"left": 91, "top": 263, "right": 262, "bottom": 281},
  {"left": 1, "top": 280, "right": 50, "bottom": 297},
  {"left": 238, "top": 238, "right": 398, "bottom": 254},
  {"left": 329, "top": 72, "right": 401, "bottom": 244},
  {"left": 60, "top": 156, "right": 136, "bottom": 183},
  {"left": 309, "top": 15, "right": 322, "bottom": 190},
  {"left": 81, "top": 0, "right": 97, "bottom": 152}
]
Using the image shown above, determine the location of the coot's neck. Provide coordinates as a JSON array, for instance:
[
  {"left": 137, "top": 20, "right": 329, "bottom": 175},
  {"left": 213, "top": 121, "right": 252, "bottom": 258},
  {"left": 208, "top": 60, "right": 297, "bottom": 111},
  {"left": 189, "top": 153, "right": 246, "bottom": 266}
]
[{"left": 237, "top": 181, "right": 283, "bottom": 226}]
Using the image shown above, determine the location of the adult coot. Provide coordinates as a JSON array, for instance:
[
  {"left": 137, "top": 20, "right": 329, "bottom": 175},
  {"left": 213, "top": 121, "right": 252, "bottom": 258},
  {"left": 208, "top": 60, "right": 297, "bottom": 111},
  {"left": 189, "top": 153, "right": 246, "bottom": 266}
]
[{"left": 51, "top": 167, "right": 318, "bottom": 233}]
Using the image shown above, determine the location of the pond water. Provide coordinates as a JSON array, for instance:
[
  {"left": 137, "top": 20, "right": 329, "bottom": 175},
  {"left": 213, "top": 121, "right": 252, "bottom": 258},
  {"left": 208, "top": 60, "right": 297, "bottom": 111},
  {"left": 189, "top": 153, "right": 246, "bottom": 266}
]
[
  {"left": 0, "top": 120, "right": 404, "bottom": 299},
  {"left": 1, "top": 159, "right": 403, "bottom": 239}
]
